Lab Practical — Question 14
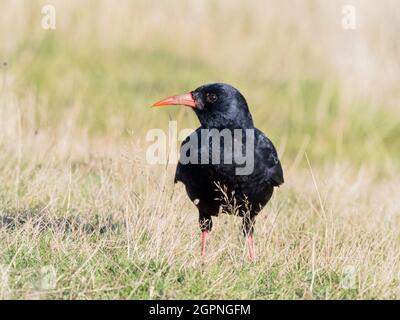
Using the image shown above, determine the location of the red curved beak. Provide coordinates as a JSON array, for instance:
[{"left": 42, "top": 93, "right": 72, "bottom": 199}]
[{"left": 152, "top": 92, "right": 196, "bottom": 108}]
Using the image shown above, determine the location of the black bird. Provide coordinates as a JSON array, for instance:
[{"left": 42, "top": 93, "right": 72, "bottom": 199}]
[{"left": 152, "top": 83, "right": 284, "bottom": 260}]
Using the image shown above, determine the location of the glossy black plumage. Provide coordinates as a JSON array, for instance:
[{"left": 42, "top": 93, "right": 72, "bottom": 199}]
[{"left": 174, "top": 83, "right": 284, "bottom": 236}]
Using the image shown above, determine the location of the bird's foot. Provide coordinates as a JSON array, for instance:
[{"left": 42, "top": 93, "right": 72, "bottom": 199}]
[
  {"left": 201, "top": 230, "right": 208, "bottom": 257},
  {"left": 247, "top": 236, "right": 256, "bottom": 262}
]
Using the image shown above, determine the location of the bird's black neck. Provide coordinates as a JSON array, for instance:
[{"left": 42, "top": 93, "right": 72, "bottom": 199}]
[{"left": 196, "top": 110, "right": 254, "bottom": 130}]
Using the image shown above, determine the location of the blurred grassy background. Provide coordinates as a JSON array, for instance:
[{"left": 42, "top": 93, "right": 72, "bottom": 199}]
[
  {"left": 1, "top": 0, "right": 400, "bottom": 299},
  {"left": 1, "top": 0, "right": 399, "bottom": 168}
]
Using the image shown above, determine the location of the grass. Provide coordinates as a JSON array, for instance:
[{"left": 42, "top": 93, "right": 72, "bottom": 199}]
[{"left": 0, "top": 0, "right": 400, "bottom": 299}]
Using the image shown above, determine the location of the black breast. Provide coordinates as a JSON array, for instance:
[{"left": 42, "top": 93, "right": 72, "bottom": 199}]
[{"left": 174, "top": 127, "right": 283, "bottom": 217}]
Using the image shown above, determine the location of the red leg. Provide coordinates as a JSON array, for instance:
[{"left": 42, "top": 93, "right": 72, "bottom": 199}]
[
  {"left": 247, "top": 235, "right": 255, "bottom": 261},
  {"left": 201, "top": 231, "right": 208, "bottom": 257}
]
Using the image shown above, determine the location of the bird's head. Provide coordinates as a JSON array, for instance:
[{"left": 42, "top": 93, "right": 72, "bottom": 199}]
[{"left": 152, "top": 83, "right": 254, "bottom": 129}]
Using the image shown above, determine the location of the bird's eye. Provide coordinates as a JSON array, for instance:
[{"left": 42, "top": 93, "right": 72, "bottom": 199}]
[{"left": 206, "top": 93, "right": 218, "bottom": 103}]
